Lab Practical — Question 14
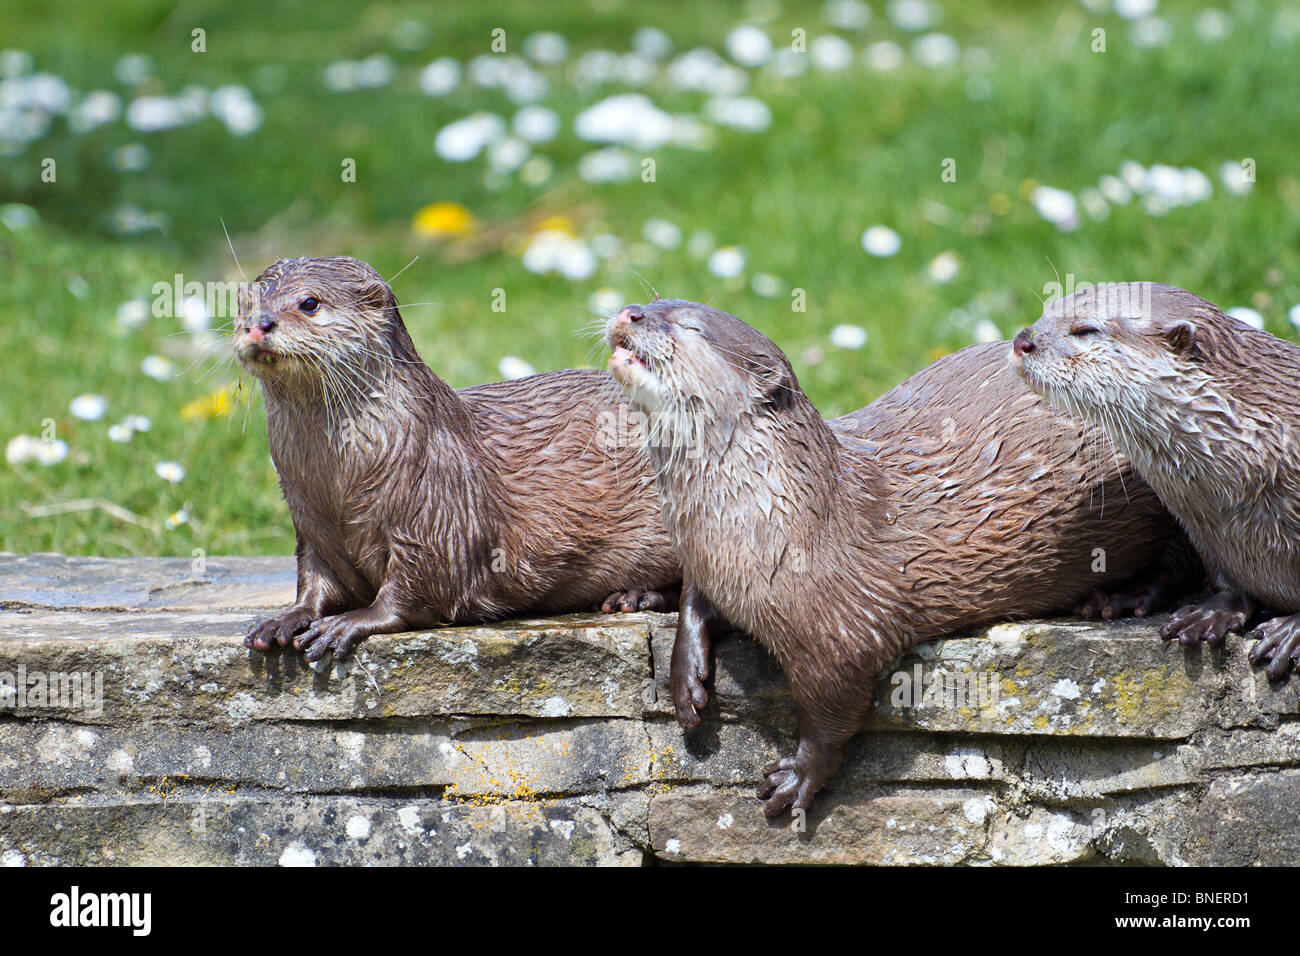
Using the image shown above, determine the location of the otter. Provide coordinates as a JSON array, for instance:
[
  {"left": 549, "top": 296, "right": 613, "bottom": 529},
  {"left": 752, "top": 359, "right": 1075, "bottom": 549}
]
[
  {"left": 233, "top": 256, "right": 678, "bottom": 662},
  {"left": 1013, "top": 281, "right": 1300, "bottom": 681},
  {"left": 605, "top": 298, "right": 1194, "bottom": 815}
]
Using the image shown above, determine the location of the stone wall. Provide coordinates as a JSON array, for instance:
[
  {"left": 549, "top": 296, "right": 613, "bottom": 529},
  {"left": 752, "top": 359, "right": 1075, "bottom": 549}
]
[{"left": 0, "top": 554, "right": 1297, "bottom": 865}]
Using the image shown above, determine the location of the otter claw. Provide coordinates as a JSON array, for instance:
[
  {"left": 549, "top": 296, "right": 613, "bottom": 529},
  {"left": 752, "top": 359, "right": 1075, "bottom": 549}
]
[
  {"left": 674, "top": 673, "right": 708, "bottom": 729},
  {"left": 1249, "top": 613, "right": 1300, "bottom": 681},
  {"left": 757, "top": 756, "right": 819, "bottom": 818},
  {"left": 1076, "top": 581, "right": 1166, "bottom": 620},
  {"left": 295, "top": 615, "right": 365, "bottom": 663},
  {"left": 244, "top": 607, "right": 316, "bottom": 650},
  {"left": 599, "top": 588, "right": 676, "bottom": 614},
  {"left": 670, "top": 642, "right": 711, "bottom": 730},
  {"left": 1160, "top": 599, "right": 1248, "bottom": 647}
]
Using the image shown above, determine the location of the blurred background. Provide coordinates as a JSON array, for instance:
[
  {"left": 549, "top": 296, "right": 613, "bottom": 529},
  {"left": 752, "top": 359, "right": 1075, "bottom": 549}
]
[{"left": 2, "top": 0, "right": 1298, "bottom": 556}]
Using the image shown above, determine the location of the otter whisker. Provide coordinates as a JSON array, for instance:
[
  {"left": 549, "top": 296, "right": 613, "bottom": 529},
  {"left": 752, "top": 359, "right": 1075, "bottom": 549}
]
[
  {"left": 627, "top": 268, "right": 660, "bottom": 303},
  {"left": 385, "top": 255, "right": 420, "bottom": 285},
  {"left": 221, "top": 217, "right": 247, "bottom": 282}
]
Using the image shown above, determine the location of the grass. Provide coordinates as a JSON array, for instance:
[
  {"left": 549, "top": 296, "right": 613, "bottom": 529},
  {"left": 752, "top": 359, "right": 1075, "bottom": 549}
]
[{"left": 3, "top": 0, "right": 1299, "bottom": 556}]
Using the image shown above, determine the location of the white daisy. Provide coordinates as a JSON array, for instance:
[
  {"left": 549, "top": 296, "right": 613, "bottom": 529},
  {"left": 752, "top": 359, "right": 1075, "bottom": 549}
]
[
  {"left": 888, "top": 0, "right": 936, "bottom": 31},
  {"left": 927, "top": 251, "right": 960, "bottom": 283},
  {"left": 513, "top": 105, "right": 560, "bottom": 143},
  {"left": 1115, "top": 0, "right": 1158, "bottom": 21},
  {"left": 575, "top": 94, "right": 675, "bottom": 149},
  {"left": 498, "top": 356, "right": 536, "bottom": 380},
  {"left": 5, "top": 435, "right": 39, "bottom": 464},
  {"left": 913, "top": 33, "right": 960, "bottom": 68},
  {"left": 434, "top": 112, "right": 505, "bottom": 162},
  {"left": 1219, "top": 160, "right": 1253, "bottom": 195},
  {"left": 34, "top": 439, "right": 68, "bottom": 466},
  {"left": 861, "top": 225, "right": 902, "bottom": 257},
  {"left": 707, "top": 246, "right": 746, "bottom": 279},
  {"left": 524, "top": 32, "right": 568, "bottom": 66},
  {"left": 419, "top": 58, "right": 461, "bottom": 97},
  {"left": 632, "top": 27, "right": 673, "bottom": 61},
  {"left": 830, "top": 324, "right": 868, "bottom": 349},
  {"left": 70, "top": 394, "right": 108, "bottom": 421},
  {"left": 642, "top": 218, "right": 682, "bottom": 250},
  {"left": 811, "top": 35, "right": 854, "bottom": 71},
  {"left": 726, "top": 26, "right": 772, "bottom": 68},
  {"left": 751, "top": 273, "right": 785, "bottom": 297},
  {"left": 823, "top": 0, "right": 872, "bottom": 30},
  {"left": 141, "top": 355, "right": 173, "bottom": 381},
  {"left": 590, "top": 288, "right": 624, "bottom": 314},
  {"left": 1030, "top": 186, "right": 1079, "bottom": 232},
  {"left": 865, "top": 41, "right": 905, "bottom": 72},
  {"left": 155, "top": 461, "right": 186, "bottom": 483},
  {"left": 576, "top": 147, "right": 636, "bottom": 184},
  {"left": 705, "top": 96, "right": 772, "bottom": 132}
]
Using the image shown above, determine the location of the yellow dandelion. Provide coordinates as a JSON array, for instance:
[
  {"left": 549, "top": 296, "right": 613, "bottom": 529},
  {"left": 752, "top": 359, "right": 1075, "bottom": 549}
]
[
  {"left": 412, "top": 201, "right": 476, "bottom": 238},
  {"left": 180, "top": 385, "right": 236, "bottom": 422},
  {"left": 531, "top": 213, "right": 576, "bottom": 237}
]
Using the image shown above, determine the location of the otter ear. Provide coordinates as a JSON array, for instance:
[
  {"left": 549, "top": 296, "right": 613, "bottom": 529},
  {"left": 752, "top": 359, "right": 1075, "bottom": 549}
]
[
  {"left": 1162, "top": 320, "right": 1196, "bottom": 354},
  {"left": 356, "top": 275, "right": 399, "bottom": 316},
  {"left": 762, "top": 363, "right": 798, "bottom": 411}
]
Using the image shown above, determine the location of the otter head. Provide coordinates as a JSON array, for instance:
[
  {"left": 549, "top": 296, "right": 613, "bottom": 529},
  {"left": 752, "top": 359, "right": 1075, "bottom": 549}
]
[
  {"left": 1009, "top": 281, "right": 1214, "bottom": 428},
  {"left": 234, "top": 256, "right": 405, "bottom": 388},
  {"left": 604, "top": 299, "right": 800, "bottom": 426}
]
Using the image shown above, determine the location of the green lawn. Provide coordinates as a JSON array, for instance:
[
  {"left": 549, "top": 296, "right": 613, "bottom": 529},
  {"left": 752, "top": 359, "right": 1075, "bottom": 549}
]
[{"left": 3, "top": 0, "right": 1299, "bottom": 556}]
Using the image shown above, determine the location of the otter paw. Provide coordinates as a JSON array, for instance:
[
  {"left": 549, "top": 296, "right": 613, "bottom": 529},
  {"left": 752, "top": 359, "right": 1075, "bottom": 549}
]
[
  {"left": 599, "top": 588, "right": 676, "bottom": 614},
  {"left": 1249, "top": 614, "right": 1300, "bottom": 682},
  {"left": 1076, "top": 584, "right": 1161, "bottom": 620},
  {"left": 294, "top": 614, "right": 368, "bottom": 663},
  {"left": 1160, "top": 600, "right": 1247, "bottom": 647},
  {"left": 757, "top": 756, "right": 825, "bottom": 818},
  {"left": 670, "top": 656, "right": 709, "bottom": 731},
  {"left": 244, "top": 607, "right": 316, "bottom": 650}
]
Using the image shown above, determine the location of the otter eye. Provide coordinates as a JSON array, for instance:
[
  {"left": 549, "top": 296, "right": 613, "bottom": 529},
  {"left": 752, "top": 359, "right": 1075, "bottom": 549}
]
[
  {"left": 1070, "top": 326, "right": 1101, "bottom": 337},
  {"left": 299, "top": 297, "right": 321, "bottom": 315}
]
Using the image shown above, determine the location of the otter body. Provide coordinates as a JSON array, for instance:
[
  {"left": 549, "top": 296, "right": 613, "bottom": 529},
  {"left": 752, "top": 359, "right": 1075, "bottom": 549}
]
[
  {"left": 606, "top": 299, "right": 1190, "bottom": 814},
  {"left": 1014, "top": 281, "right": 1300, "bottom": 680},
  {"left": 236, "top": 257, "right": 677, "bottom": 661}
]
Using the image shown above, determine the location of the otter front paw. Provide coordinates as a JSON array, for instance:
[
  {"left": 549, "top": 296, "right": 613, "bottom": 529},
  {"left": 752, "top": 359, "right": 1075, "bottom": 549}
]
[
  {"left": 757, "top": 755, "right": 828, "bottom": 818},
  {"left": 1249, "top": 613, "right": 1300, "bottom": 681},
  {"left": 1076, "top": 583, "right": 1163, "bottom": 620},
  {"left": 1160, "top": 598, "right": 1249, "bottom": 647},
  {"left": 294, "top": 613, "right": 369, "bottom": 663},
  {"left": 599, "top": 587, "right": 678, "bottom": 613},
  {"left": 670, "top": 645, "right": 710, "bottom": 730},
  {"left": 245, "top": 606, "right": 317, "bottom": 650}
]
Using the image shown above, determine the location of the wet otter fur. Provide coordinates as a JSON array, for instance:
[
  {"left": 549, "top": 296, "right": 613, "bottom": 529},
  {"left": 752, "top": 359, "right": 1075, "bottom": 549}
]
[
  {"left": 1015, "top": 280, "right": 1300, "bottom": 680},
  {"left": 234, "top": 256, "right": 677, "bottom": 661},
  {"left": 606, "top": 298, "right": 1193, "bottom": 814}
]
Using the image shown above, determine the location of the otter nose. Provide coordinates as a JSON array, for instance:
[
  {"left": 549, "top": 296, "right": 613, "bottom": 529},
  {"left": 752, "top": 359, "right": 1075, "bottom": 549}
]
[
  {"left": 1012, "top": 328, "right": 1036, "bottom": 357},
  {"left": 246, "top": 313, "right": 276, "bottom": 342},
  {"left": 616, "top": 306, "right": 644, "bottom": 325}
]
